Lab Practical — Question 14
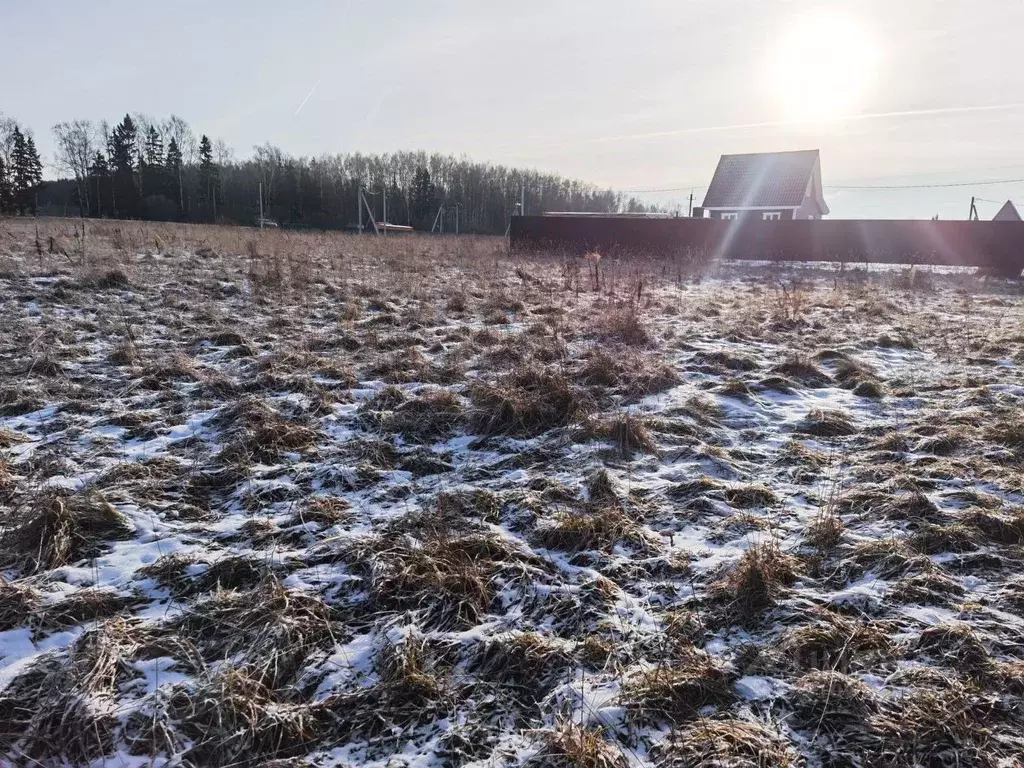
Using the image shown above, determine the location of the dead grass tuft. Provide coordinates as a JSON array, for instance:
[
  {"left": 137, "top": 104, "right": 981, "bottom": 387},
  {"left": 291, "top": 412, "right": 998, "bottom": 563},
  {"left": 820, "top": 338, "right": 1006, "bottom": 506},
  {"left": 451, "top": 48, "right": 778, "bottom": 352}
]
[
  {"left": 621, "top": 652, "right": 734, "bottom": 725},
  {"left": 0, "top": 576, "right": 41, "bottom": 629},
  {"left": 596, "top": 303, "right": 651, "bottom": 346},
  {"left": 581, "top": 412, "right": 659, "bottom": 456},
  {"left": 0, "top": 619, "right": 140, "bottom": 763},
  {"left": 713, "top": 541, "right": 798, "bottom": 621},
  {"left": 356, "top": 533, "right": 536, "bottom": 629},
  {"left": 474, "top": 632, "right": 575, "bottom": 702},
  {"left": 965, "top": 508, "right": 1024, "bottom": 544},
  {"left": 797, "top": 408, "right": 857, "bottom": 437},
  {"left": 528, "top": 721, "right": 628, "bottom": 768},
  {"left": 170, "top": 667, "right": 320, "bottom": 766},
  {"left": 788, "top": 670, "right": 878, "bottom": 732},
  {"left": 915, "top": 623, "right": 994, "bottom": 677},
  {"left": 215, "top": 397, "right": 320, "bottom": 464},
  {"left": 776, "top": 612, "right": 892, "bottom": 672},
  {"left": 805, "top": 509, "right": 844, "bottom": 550},
  {"left": 385, "top": 389, "right": 463, "bottom": 441},
  {"left": 173, "top": 580, "right": 337, "bottom": 687},
  {"left": 469, "top": 365, "right": 594, "bottom": 437},
  {"left": 1, "top": 490, "right": 134, "bottom": 574},
  {"left": 42, "top": 588, "right": 140, "bottom": 629},
  {"left": 578, "top": 349, "right": 679, "bottom": 400},
  {"left": 535, "top": 506, "right": 652, "bottom": 553},
  {"left": 656, "top": 718, "right": 798, "bottom": 767},
  {"left": 724, "top": 483, "right": 777, "bottom": 509},
  {"left": 772, "top": 356, "right": 831, "bottom": 387}
]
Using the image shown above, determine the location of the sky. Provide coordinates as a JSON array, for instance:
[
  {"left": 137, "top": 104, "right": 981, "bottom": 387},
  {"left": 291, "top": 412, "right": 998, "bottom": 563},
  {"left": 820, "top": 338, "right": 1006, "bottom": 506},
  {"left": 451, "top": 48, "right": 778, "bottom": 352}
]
[{"left": 4, "top": 0, "right": 1024, "bottom": 219}]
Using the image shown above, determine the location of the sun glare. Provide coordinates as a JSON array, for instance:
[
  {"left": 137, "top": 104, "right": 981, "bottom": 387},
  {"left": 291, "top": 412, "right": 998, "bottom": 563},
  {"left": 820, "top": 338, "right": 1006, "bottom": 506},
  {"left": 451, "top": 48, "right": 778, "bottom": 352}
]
[{"left": 769, "top": 13, "right": 878, "bottom": 123}]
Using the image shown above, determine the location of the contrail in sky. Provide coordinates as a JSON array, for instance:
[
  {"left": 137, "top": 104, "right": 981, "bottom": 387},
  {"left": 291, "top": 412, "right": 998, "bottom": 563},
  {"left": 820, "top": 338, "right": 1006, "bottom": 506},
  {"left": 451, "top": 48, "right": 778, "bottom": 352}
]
[{"left": 294, "top": 79, "right": 322, "bottom": 116}]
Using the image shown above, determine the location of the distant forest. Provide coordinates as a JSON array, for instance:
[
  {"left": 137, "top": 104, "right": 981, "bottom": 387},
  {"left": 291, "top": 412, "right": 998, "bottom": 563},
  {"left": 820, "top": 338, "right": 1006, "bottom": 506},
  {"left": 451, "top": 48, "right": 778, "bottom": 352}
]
[{"left": 0, "top": 112, "right": 664, "bottom": 235}]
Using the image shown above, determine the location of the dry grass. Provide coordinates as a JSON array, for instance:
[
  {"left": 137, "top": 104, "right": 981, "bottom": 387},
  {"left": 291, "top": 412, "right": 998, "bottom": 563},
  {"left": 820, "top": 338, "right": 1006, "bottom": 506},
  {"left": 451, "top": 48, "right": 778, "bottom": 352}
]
[
  {"left": 0, "top": 576, "right": 40, "bottom": 629},
  {"left": 169, "top": 667, "right": 320, "bottom": 766},
  {"left": 473, "top": 632, "right": 576, "bottom": 703},
  {"left": 173, "top": 580, "right": 338, "bottom": 687},
  {"left": 354, "top": 533, "right": 535, "bottom": 629},
  {"left": 797, "top": 408, "right": 857, "bottom": 437},
  {"left": 535, "top": 506, "right": 652, "bottom": 553},
  {"left": 655, "top": 719, "right": 798, "bottom": 767},
  {"left": 712, "top": 541, "right": 798, "bottom": 621},
  {"left": 621, "top": 651, "right": 734, "bottom": 725},
  {"left": 1, "top": 490, "right": 133, "bottom": 574},
  {"left": 385, "top": 389, "right": 463, "bottom": 441},
  {"left": 581, "top": 412, "right": 659, "bottom": 456},
  {"left": 469, "top": 365, "right": 594, "bottom": 437},
  {"left": 3, "top": 219, "right": 1024, "bottom": 767},
  {"left": 775, "top": 612, "right": 892, "bottom": 672},
  {"left": 528, "top": 722, "right": 628, "bottom": 768},
  {"left": 215, "top": 397, "right": 320, "bottom": 465},
  {"left": 0, "top": 619, "right": 140, "bottom": 763}
]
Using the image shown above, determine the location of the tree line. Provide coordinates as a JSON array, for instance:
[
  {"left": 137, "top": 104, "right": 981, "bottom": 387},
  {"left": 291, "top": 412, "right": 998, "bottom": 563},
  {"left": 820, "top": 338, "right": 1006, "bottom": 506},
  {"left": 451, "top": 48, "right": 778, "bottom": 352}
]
[
  {"left": 1, "top": 111, "right": 665, "bottom": 235},
  {"left": 0, "top": 117, "right": 44, "bottom": 215}
]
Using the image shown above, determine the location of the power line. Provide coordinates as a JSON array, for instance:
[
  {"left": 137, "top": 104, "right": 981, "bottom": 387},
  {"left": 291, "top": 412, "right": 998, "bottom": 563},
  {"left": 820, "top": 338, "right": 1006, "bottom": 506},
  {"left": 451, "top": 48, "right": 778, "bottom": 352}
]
[
  {"left": 620, "top": 177, "right": 1024, "bottom": 194},
  {"left": 824, "top": 177, "right": 1024, "bottom": 190},
  {"left": 620, "top": 185, "right": 706, "bottom": 194}
]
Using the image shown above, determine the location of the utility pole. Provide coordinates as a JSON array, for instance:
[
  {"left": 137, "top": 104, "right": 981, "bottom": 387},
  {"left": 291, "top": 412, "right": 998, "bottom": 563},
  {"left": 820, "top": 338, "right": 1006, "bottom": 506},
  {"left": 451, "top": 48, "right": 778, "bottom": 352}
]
[
  {"left": 382, "top": 191, "right": 387, "bottom": 236},
  {"left": 520, "top": 185, "right": 525, "bottom": 217},
  {"left": 258, "top": 182, "right": 264, "bottom": 228},
  {"left": 358, "top": 183, "right": 362, "bottom": 233},
  {"left": 969, "top": 196, "right": 979, "bottom": 221},
  {"left": 688, "top": 191, "right": 694, "bottom": 218}
]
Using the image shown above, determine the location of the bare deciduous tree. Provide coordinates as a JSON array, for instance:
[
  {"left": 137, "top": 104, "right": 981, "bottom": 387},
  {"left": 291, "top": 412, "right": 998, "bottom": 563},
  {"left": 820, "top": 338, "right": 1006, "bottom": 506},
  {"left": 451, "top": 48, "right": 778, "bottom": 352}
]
[
  {"left": 52, "top": 120, "right": 95, "bottom": 217},
  {"left": 162, "top": 114, "right": 196, "bottom": 214}
]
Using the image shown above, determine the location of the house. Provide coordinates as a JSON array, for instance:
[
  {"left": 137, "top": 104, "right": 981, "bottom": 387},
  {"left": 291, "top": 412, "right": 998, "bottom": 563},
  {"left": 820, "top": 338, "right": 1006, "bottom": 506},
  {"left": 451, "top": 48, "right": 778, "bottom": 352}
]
[
  {"left": 993, "top": 200, "right": 1022, "bottom": 221},
  {"left": 700, "top": 149, "right": 829, "bottom": 221}
]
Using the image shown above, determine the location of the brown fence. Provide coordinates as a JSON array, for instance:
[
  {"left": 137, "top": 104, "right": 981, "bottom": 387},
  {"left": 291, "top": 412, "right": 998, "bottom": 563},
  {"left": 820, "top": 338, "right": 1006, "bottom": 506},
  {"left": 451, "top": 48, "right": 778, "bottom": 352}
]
[{"left": 510, "top": 216, "right": 1024, "bottom": 276}]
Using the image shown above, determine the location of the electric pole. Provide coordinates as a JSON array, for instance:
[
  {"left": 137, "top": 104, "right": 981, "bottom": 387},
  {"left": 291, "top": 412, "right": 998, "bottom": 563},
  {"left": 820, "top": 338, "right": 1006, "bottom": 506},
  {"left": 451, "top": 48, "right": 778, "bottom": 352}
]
[{"left": 259, "top": 182, "right": 264, "bottom": 228}]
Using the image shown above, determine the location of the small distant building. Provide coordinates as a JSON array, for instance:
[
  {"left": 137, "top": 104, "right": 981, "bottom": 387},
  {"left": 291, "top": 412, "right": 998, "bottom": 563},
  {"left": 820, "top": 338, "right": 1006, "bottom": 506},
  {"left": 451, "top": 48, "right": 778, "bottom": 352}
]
[
  {"left": 993, "top": 200, "right": 1022, "bottom": 221},
  {"left": 701, "top": 149, "right": 829, "bottom": 221}
]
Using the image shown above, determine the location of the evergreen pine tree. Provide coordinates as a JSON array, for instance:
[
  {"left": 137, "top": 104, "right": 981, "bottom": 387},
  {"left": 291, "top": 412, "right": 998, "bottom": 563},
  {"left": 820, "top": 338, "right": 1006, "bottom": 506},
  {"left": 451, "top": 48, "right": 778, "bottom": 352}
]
[
  {"left": 88, "top": 151, "right": 110, "bottom": 218},
  {"left": 24, "top": 135, "right": 43, "bottom": 214},
  {"left": 144, "top": 126, "right": 163, "bottom": 168},
  {"left": 109, "top": 115, "right": 140, "bottom": 217},
  {"left": 142, "top": 125, "right": 164, "bottom": 199},
  {"left": 165, "top": 137, "right": 183, "bottom": 218},
  {"left": 197, "top": 135, "right": 219, "bottom": 222},
  {"left": 0, "top": 155, "right": 8, "bottom": 214},
  {"left": 10, "top": 127, "right": 33, "bottom": 215},
  {"left": 410, "top": 167, "right": 436, "bottom": 229}
]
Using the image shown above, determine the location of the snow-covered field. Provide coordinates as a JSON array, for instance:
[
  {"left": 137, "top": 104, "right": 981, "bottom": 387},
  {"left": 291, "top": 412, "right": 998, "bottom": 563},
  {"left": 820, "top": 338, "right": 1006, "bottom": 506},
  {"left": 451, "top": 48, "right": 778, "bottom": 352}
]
[{"left": 1, "top": 218, "right": 1024, "bottom": 767}]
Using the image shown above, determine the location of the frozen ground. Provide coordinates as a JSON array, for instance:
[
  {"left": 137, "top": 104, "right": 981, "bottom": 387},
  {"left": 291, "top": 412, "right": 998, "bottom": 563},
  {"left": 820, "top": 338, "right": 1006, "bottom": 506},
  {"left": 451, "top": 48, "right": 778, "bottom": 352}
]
[{"left": 1, "top": 218, "right": 1024, "bottom": 767}]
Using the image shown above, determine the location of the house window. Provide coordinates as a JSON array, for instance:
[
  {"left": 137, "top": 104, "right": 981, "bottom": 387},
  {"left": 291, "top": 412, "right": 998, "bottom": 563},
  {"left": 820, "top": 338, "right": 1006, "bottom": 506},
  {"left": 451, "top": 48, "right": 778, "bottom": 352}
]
[
  {"left": 762, "top": 212, "right": 782, "bottom": 221},
  {"left": 720, "top": 212, "right": 738, "bottom": 220}
]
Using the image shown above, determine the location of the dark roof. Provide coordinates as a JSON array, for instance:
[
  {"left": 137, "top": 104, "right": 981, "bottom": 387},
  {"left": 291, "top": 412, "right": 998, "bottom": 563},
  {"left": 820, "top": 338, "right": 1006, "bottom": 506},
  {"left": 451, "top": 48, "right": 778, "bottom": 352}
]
[
  {"left": 994, "top": 200, "right": 1021, "bottom": 221},
  {"left": 702, "top": 150, "right": 819, "bottom": 208}
]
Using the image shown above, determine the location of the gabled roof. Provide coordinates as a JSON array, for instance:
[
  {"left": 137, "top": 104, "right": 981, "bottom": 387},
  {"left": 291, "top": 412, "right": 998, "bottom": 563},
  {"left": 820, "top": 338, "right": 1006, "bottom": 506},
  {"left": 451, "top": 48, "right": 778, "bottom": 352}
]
[
  {"left": 993, "top": 200, "right": 1021, "bottom": 221},
  {"left": 702, "top": 149, "right": 826, "bottom": 212}
]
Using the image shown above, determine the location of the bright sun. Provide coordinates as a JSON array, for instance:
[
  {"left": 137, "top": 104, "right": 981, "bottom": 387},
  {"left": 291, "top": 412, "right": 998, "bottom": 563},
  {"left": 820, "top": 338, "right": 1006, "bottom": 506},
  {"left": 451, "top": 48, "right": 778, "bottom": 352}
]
[{"left": 769, "top": 13, "right": 879, "bottom": 123}]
